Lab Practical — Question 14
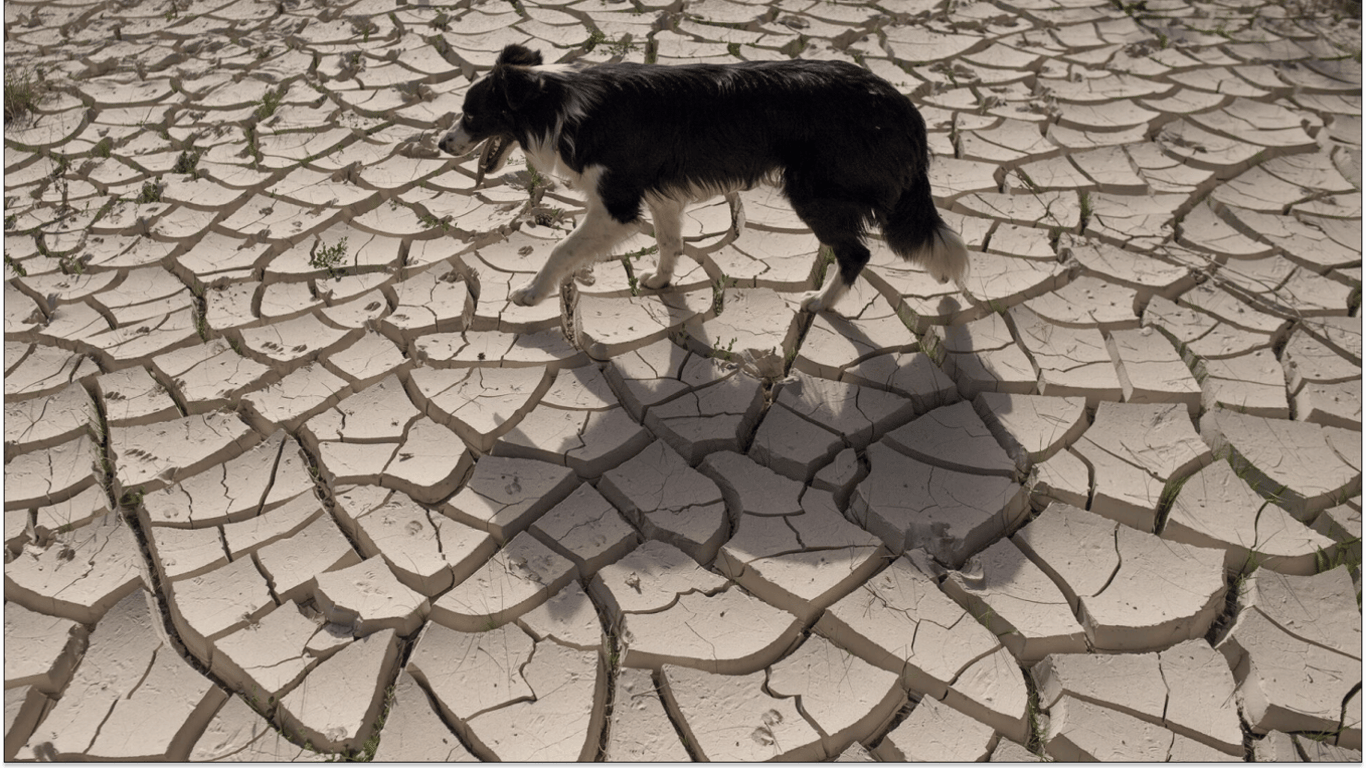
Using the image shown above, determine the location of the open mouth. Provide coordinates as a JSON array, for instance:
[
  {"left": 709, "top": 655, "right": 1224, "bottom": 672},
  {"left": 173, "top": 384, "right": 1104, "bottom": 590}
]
[{"left": 476, "top": 134, "right": 515, "bottom": 186}]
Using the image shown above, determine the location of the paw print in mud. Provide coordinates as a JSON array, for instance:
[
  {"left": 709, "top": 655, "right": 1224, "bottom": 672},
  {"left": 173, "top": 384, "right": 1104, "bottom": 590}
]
[{"left": 749, "top": 709, "right": 784, "bottom": 747}]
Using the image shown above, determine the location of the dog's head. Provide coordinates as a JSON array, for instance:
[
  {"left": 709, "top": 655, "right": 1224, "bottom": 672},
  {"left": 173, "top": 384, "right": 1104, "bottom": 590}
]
[{"left": 438, "top": 44, "right": 545, "bottom": 183}]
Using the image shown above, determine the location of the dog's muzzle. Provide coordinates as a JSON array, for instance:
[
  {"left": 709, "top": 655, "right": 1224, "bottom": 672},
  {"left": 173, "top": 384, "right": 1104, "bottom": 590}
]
[
  {"left": 438, "top": 124, "right": 478, "bottom": 157},
  {"left": 439, "top": 122, "right": 516, "bottom": 186}
]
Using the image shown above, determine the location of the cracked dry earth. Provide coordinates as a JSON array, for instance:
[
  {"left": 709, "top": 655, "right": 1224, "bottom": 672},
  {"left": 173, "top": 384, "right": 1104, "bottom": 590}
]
[{"left": 2, "top": 0, "right": 1363, "bottom": 762}]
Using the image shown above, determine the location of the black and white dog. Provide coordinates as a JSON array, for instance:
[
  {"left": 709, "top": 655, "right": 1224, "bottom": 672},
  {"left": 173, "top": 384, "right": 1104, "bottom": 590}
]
[{"left": 438, "top": 44, "right": 968, "bottom": 312}]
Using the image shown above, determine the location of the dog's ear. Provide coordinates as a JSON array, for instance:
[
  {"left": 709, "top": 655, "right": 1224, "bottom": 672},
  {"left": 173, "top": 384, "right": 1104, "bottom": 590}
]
[
  {"left": 491, "top": 65, "right": 542, "bottom": 111},
  {"left": 496, "top": 44, "right": 543, "bottom": 68}
]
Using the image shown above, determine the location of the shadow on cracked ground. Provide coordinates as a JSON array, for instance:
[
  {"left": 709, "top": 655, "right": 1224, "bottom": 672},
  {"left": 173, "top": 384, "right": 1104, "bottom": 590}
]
[{"left": 3, "top": 0, "right": 1363, "bottom": 761}]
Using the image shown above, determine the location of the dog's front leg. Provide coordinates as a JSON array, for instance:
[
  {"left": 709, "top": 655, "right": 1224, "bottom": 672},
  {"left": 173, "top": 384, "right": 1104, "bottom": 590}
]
[
  {"left": 509, "top": 208, "right": 637, "bottom": 306},
  {"left": 638, "top": 198, "right": 685, "bottom": 290}
]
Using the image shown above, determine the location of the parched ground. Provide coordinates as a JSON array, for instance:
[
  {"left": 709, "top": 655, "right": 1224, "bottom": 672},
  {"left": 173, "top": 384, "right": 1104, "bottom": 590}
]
[{"left": 2, "top": 0, "right": 1362, "bottom": 761}]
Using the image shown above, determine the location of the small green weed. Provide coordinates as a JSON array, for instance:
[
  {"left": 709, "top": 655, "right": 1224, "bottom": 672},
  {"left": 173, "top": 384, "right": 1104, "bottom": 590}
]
[
  {"left": 119, "top": 488, "right": 145, "bottom": 508},
  {"left": 621, "top": 244, "right": 658, "bottom": 262},
  {"left": 137, "top": 180, "right": 163, "bottom": 204},
  {"left": 244, "top": 124, "right": 262, "bottom": 167},
  {"left": 310, "top": 236, "right": 349, "bottom": 275},
  {"left": 1014, "top": 167, "right": 1041, "bottom": 193},
  {"left": 714, "top": 336, "right": 738, "bottom": 362},
  {"left": 171, "top": 147, "right": 201, "bottom": 176},
  {"left": 350, "top": 16, "right": 379, "bottom": 42},
  {"left": 418, "top": 212, "right": 452, "bottom": 231},
  {"left": 49, "top": 153, "right": 72, "bottom": 210},
  {"left": 607, "top": 35, "right": 637, "bottom": 56},
  {"left": 255, "top": 86, "right": 285, "bottom": 122},
  {"left": 525, "top": 162, "right": 550, "bottom": 195},
  {"left": 711, "top": 272, "right": 733, "bottom": 315},
  {"left": 58, "top": 253, "right": 89, "bottom": 276}
]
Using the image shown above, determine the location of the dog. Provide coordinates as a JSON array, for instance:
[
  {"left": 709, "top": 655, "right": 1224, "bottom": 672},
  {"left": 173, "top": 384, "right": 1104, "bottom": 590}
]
[{"left": 438, "top": 44, "right": 969, "bottom": 312}]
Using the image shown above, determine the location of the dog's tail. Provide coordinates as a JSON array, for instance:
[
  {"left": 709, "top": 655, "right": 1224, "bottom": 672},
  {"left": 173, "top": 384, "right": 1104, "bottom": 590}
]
[{"left": 879, "top": 174, "right": 970, "bottom": 286}]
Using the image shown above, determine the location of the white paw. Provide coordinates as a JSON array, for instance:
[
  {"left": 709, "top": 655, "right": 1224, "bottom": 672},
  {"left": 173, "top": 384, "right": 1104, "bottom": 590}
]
[
  {"left": 799, "top": 290, "right": 826, "bottom": 313},
  {"left": 509, "top": 282, "right": 545, "bottom": 306},
  {"left": 637, "top": 271, "right": 672, "bottom": 290}
]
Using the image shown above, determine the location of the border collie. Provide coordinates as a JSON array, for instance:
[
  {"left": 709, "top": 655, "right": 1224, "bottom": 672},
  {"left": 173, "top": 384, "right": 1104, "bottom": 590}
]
[{"left": 438, "top": 44, "right": 969, "bottom": 312}]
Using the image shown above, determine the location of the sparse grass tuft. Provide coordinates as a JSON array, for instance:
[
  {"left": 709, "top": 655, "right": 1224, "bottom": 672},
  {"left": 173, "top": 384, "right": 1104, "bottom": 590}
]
[
  {"left": 1153, "top": 473, "right": 1189, "bottom": 533},
  {"left": 344, "top": 684, "right": 396, "bottom": 761},
  {"left": 1315, "top": 543, "right": 1362, "bottom": 587},
  {"left": 812, "top": 245, "right": 835, "bottom": 288},
  {"left": 4, "top": 65, "right": 46, "bottom": 124}
]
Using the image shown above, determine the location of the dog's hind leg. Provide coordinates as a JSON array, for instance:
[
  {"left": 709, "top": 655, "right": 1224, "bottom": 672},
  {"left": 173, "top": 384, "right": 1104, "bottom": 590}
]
[
  {"left": 787, "top": 197, "right": 872, "bottom": 314},
  {"left": 638, "top": 197, "right": 685, "bottom": 290},
  {"left": 799, "top": 239, "right": 868, "bottom": 313}
]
